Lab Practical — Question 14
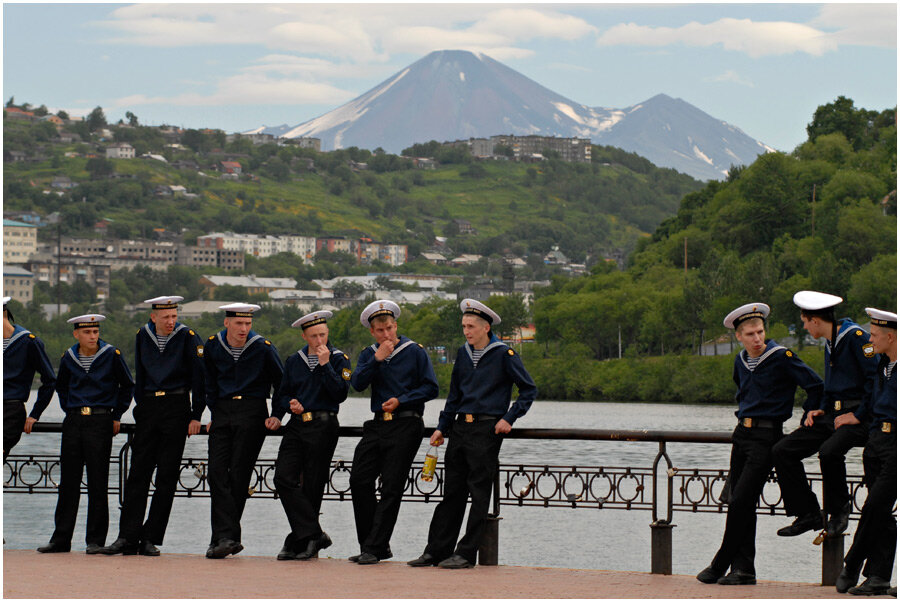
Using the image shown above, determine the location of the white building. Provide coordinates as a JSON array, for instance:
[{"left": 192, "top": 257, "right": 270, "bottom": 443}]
[{"left": 105, "top": 143, "right": 135, "bottom": 159}]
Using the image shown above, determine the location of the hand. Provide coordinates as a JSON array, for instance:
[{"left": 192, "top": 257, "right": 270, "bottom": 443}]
[
  {"left": 289, "top": 399, "right": 304, "bottom": 414},
  {"left": 265, "top": 417, "right": 282, "bottom": 431},
  {"left": 316, "top": 345, "right": 330, "bottom": 365},
  {"left": 374, "top": 340, "right": 395, "bottom": 362},
  {"left": 430, "top": 430, "right": 444, "bottom": 446},
  {"left": 804, "top": 409, "right": 824, "bottom": 427},
  {"left": 835, "top": 413, "right": 860, "bottom": 429},
  {"left": 23, "top": 417, "right": 37, "bottom": 434},
  {"left": 187, "top": 420, "right": 201, "bottom": 436},
  {"left": 112, "top": 420, "right": 121, "bottom": 436},
  {"left": 381, "top": 397, "right": 400, "bottom": 412},
  {"left": 495, "top": 419, "right": 512, "bottom": 435}
]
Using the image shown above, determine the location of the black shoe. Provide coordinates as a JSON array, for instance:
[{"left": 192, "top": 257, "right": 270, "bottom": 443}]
[
  {"left": 85, "top": 543, "right": 104, "bottom": 555},
  {"left": 438, "top": 554, "right": 473, "bottom": 569},
  {"left": 350, "top": 548, "right": 392, "bottom": 563},
  {"left": 696, "top": 565, "right": 724, "bottom": 584},
  {"left": 296, "top": 532, "right": 332, "bottom": 561},
  {"left": 408, "top": 553, "right": 440, "bottom": 567},
  {"left": 777, "top": 512, "right": 823, "bottom": 537},
  {"left": 207, "top": 539, "right": 242, "bottom": 559},
  {"left": 827, "top": 502, "right": 852, "bottom": 537},
  {"left": 102, "top": 538, "right": 138, "bottom": 556},
  {"left": 277, "top": 545, "right": 296, "bottom": 561},
  {"left": 37, "top": 542, "right": 70, "bottom": 554},
  {"left": 206, "top": 544, "right": 217, "bottom": 559},
  {"left": 356, "top": 552, "right": 380, "bottom": 565},
  {"left": 837, "top": 564, "right": 862, "bottom": 594},
  {"left": 717, "top": 570, "right": 756, "bottom": 585},
  {"left": 348, "top": 553, "right": 361, "bottom": 563},
  {"left": 139, "top": 541, "right": 160, "bottom": 557},
  {"left": 849, "top": 576, "right": 892, "bottom": 596}
]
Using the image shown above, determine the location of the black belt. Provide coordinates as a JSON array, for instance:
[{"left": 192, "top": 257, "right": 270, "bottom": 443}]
[
  {"left": 373, "top": 410, "right": 422, "bottom": 421},
  {"left": 457, "top": 413, "right": 502, "bottom": 423},
  {"left": 4, "top": 399, "right": 25, "bottom": 404},
  {"left": 739, "top": 417, "right": 781, "bottom": 429},
  {"left": 294, "top": 410, "right": 337, "bottom": 423},
  {"left": 143, "top": 387, "right": 187, "bottom": 399},
  {"left": 221, "top": 395, "right": 263, "bottom": 402},
  {"left": 68, "top": 407, "right": 113, "bottom": 416},
  {"left": 829, "top": 399, "right": 862, "bottom": 413}
]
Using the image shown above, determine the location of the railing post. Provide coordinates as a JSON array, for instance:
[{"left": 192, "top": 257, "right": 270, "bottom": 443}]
[
  {"left": 478, "top": 466, "right": 502, "bottom": 566},
  {"left": 650, "top": 520, "right": 674, "bottom": 575},
  {"left": 821, "top": 533, "right": 845, "bottom": 586}
]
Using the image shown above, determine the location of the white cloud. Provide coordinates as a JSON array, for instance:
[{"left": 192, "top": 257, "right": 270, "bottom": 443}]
[
  {"left": 810, "top": 4, "right": 896, "bottom": 48},
  {"left": 703, "top": 70, "right": 754, "bottom": 87},
  {"left": 597, "top": 18, "right": 837, "bottom": 57}
]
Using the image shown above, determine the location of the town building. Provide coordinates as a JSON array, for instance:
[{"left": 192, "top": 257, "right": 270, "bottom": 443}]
[
  {"left": 105, "top": 143, "right": 135, "bottom": 159},
  {"left": 3, "top": 265, "right": 34, "bottom": 304},
  {"left": 3, "top": 219, "right": 39, "bottom": 264}
]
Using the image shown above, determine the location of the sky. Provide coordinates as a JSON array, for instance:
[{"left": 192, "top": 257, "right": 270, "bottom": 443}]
[{"left": 2, "top": 2, "right": 897, "bottom": 152}]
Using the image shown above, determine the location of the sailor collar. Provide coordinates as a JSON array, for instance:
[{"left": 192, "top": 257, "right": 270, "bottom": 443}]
[
  {"left": 740, "top": 341, "right": 786, "bottom": 371},
  {"left": 67, "top": 341, "right": 114, "bottom": 372},
  {"left": 3, "top": 326, "right": 32, "bottom": 353}
]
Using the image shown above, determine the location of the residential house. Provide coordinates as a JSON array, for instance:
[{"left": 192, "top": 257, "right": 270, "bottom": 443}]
[
  {"left": 3, "top": 219, "right": 39, "bottom": 265},
  {"left": 3, "top": 266, "right": 34, "bottom": 304},
  {"left": 50, "top": 175, "right": 76, "bottom": 190}
]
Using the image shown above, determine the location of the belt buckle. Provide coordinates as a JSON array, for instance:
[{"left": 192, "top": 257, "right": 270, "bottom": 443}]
[
  {"left": 383, "top": 412, "right": 393, "bottom": 421},
  {"left": 301, "top": 412, "right": 313, "bottom": 423},
  {"left": 883, "top": 422, "right": 892, "bottom": 433},
  {"left": 466, "top": 414, "right": 475, "bottom": 423},
  {"left": 155, "top": 391, "right": 166, "bottom": 397},
  {"left": 742, "top": 417, "right": 752, "bottom": 428},
  {"left": 80, "top": 407, "right": 91, "bottom": 416},
  {"left": 834, "top": 400, "right": 842, "bottom": 411},
  {"left": 233, "top": 395, "right": 242, "bottom": 400}
]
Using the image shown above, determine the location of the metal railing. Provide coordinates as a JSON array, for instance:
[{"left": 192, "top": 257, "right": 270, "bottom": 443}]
[{"left": 5, "top": 423, "right": 867, "bottom": 584}]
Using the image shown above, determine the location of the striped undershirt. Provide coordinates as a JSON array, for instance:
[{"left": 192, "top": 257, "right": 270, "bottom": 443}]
[
  {"left": 228, "top": 343, "right": 245, "bottom": 361},
  {"left": 155, "top": 332, "right": 173, "bottom": 353},
  {"left": 2, "top": 337, "right": 9, "bottom": 352},
  {"left": 307, "top": 354, "right": 319, "bottom": 370},
  {"left": 471, "top": 347, "right": 485, "bottom": 368},
  {"left": 887, "top": 362, "right": 896, "bottom": 380},
  {"left": 746, "top": 355, "right": 761, "bottom": 372},
  {"left": 78, "top": 352, "right": 97, "bottom": 372}
]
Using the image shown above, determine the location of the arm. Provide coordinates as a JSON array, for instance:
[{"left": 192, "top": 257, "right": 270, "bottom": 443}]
[
  {"left": 349, "top": 348, "right": 378, "bottom": 392},
  {"left": 133, "top": 332, "right": 144, "bottom": 405},
  {"left": 203, "top": 341, "right": 218, "bottom": 411},
  {"left": 320, "top": 353, "right": 351, "bottom": 403},
  {"left": 112, "top": 350, "right": 135, "bottom": 422},
  {"left": 854, "top": 336, "right": 879, "bottom": 403},
  {"left": 435, "top": 358, "right": 463, "bottom": 437},
  {"left": 266, "top": 343, "right": 285, "bottom": 400},
  {"left": 55, "top": 357, "right": 71, "bottom": 411},
  {"left": 187, "top": 331, "right": 206, "bottom": 433},
  {"left": 271, "top": 356, "right": 294, "bottom": 421},
  {"left": 27, "top": 337, "right": 57, "bottom": 421},
  {"left": 395, "top": 347, "right": 439, "bottom": 406},
  {"left": 500, "top": 350, "right": 538, "bottom": 428}
]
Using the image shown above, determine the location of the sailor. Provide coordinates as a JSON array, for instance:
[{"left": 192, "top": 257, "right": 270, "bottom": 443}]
[
  {"left": 772, "top": 291, "right": 877, "bottom": 538},
  {"left": 834, "top": 308, "right": 896, "bottom": 595},
  {"left": 2, "top": 296, "right": 56, "bottom": 460},
  {"left": 408, "top": 298, "right": 537, "bottom": 569},
  {"left": 103, "top": 296, "right": 205, "bottom": 557},
  {"left": 37, "top": 314, "right": 134, "bottom": 554},
  {"left": 203, "top": 303, "right": 284, "bottom": 559},
  {"left": 266, "top": 310, "right": 351, "bottom": 560},
  {"left": 348, "top": 299, "right": 439, "bottom": 564},
  {"left": 697, "top": 303, "right": 823, "bottom": 585}
]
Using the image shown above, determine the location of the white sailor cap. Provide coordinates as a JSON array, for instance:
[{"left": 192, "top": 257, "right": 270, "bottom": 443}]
[
  {"left": 360, "top": 300, "right": 401, "bottom": 328},
  {"left": 865, "top": 307, "right": 897, "bottom": 329},
  {"left": 723, "top": 302, "right": 770, "bottom": 330},
  {"left": 1, "top": 296, "right": 10, "bottom": 306},
  {"left": 67, "top": 314, "right": 106, "bottom": 329},
  {"left": 460, "top": 298, "right": 502, "bottom": 325},
  {"left": 793, "top": 290, "right": 843, "bottom": 311},
  {"left": 219, "top": 303, "right": 261, "bottom": 318},
  {"left": 144, "top": 295, "right": 184, "bottom": 310},
  {"left": 292, "top": 310, "right": 333, "bottom": 330}
]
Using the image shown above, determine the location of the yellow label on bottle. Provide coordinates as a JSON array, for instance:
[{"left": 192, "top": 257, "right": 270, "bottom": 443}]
[{"left": 422, "top": 455, "right": 438, "bottom": 481}]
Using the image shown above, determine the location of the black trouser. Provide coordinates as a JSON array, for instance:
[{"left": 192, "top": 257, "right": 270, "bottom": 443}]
[
  {"left": 710, "top": 424, "right": 782, "bottom": 575},
  {"left": 772, "top": 412, "right": 868, "bottom": 516},
  {"left": 117, "top": 393, "right": 191, "bottom": 545},
  {"left": 424, "top": 419, "right": 503, "bottom": 564},
  {"left": 349, "top": 416, "right": 423, "bottom": 556},
  {"left": 274, "top": 413, "right": 339, "bottom": 553},
  {"left": 208, "top": 398, "right": 267, "bottom": 544},
  {"left": 50, "top": 412, "right": 115, "bottom": 547},
  {"left": 844, "top": 429, "right": 896, "bottom": 580},
  {"left": 3, "top": 400, "right": 26, "bottom": 461}
]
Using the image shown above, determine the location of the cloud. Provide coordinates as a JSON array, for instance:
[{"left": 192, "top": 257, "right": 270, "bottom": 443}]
[
  {"left": 811, "top": 4, "right": 896, "bottom": 48},
  {"left": 703, "top": 70, "right": 754, "bottom": 87},
  {"left": 597, "top": 18, "right": 837, "bottom": 57}
]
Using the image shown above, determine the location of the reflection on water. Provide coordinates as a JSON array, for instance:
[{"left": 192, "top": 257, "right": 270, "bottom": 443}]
[{"left": 5, "top": 394, "right": 882, "bottom": 584}]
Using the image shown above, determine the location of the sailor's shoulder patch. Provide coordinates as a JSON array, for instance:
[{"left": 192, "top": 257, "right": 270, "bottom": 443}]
[
  {"left": 863, "top": 344, "right": 875, "bottom": 358},
  {"left": 265, "top": 339, "right": 271, "bottom": 345},
  {"left": 508, "top": 349, "right": 515, "bottom": 356},
  {"left": 855, "top": 330, "right": 863, "bottom": 336},
  {"left": 417, "top": 343, "right": 424, "bottom": 348},
  {"left": 208, "top": 335, "right": 215, "bottom": 341},
  {"left": 28, "top": 333, "right": 35, "bottom": 339},
  {"left": 343, "top": 353, "right": 349, "bottom": 360},
  {"left": 341, "top": 368, "right": 351, "bottom": 381},
  {"left": 115, "top": 349, "right": 121, "bottom": 355},
  {"left": 785, "top": 350, "right": 793, "bottom": 357},
  {"left": 188, "top": 329, "right": 195, "bottom": 336}
]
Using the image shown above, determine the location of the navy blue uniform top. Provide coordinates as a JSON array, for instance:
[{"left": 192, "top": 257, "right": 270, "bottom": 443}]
[
  {"left": 134, "top": 321, "right": 206, "bottom": 420},
  {"left": 821, "top": 319, "right": 878, "bottom": 409},
  {"left": 437, "top": 335, "right": 538, "bottom": 434},
  {"left": 271, "top": 343, "right": 351, "bottom": 420},
  {"left": 202, "top": 329, "right": 284, "bottom": 409},
  {"left": 854, "top": 357, "right": 897, "bottom": 430},
  {"left": 732, "top": 340, "right": 824, "bottom": 422},
  {"left": 350, "top": 335, "right": 438, "bottom": 414},
  {"left": 4, "top": 325, "right": 57, "bottom": 419},
  {"left": 56, "top": 340, "right": 134, "bottom": 420}
]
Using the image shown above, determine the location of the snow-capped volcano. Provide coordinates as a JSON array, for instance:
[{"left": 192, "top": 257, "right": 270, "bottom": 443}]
[{"left": 253, "top": 50, "right": 771, "bottom": 180}]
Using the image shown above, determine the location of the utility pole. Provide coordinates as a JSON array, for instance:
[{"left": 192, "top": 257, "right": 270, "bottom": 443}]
[
  {"left": 811, "top": 184, "right": 816, "bottom": 237},
  {"left": 56, "top": 225, "right": 61, "bottom": 317},
  {"left": 683, "top": 237, "right": 688, "bottom": 274},
  {"left": 618, "top": 324, "right": 622, "bottom": 359}
]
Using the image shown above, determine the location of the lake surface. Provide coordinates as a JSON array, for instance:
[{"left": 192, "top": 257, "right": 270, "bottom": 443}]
[{"left": 5, "top": 393, "right": 888, "bottom": 584}]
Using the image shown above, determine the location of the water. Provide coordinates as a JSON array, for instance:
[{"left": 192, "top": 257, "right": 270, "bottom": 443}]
[{"left": 4, "top": 393, "right": 885, "bottom": 584}]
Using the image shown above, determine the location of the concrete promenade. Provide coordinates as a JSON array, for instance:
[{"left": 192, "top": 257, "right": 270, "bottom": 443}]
[{"left": 3, "top": 549, "right": 858, "bottom": 598}]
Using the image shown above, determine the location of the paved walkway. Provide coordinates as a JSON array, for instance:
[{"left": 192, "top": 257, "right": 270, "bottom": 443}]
[{"left": 3, "top": 549, "right": 865, "bottom": 598}]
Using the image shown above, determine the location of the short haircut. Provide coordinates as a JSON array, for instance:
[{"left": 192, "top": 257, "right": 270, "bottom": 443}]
[
  {"left": 736, "top": 316, "right": 765, "bottom": 334},
  {"left": 800, "top": 308, "right": 835, "bottom": 324},
  {"left": 370, "top": 315, "right": 396, "bottom": 327}
]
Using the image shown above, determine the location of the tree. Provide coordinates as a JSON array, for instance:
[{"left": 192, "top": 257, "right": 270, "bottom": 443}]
[
  {"left": 86, "top": 106, "right": 107, "bottom": 132},
  {"left": 5, "top": 96, "right": 13, "bottom": 108},
  {"left": 85, "top": 156, "right": 114, "bottom": 179},
  {"left": 56, "top": 109, "right": 69, "bottom": 120},
  {"left": 806, "top": 96, "right": 868, "bottom": 150},
  {"left": 125, "top": 111, "right": 139, "bottom": 127},
  {"left": 33, "top": 104, "right": 49, "bottom": 117},
  {"left": 486, "top": 293, "right": 529, "bottom": 340}
]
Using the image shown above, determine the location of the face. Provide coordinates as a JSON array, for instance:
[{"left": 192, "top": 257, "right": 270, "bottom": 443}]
[
  {"left": 868, "top": 324, "right": 896, "bottom": 355},
  {"left": 73, "top": 327, "right": 100, "bottom": 350},
  {"left": 735, "top": 319, "right": 766, "bottom": 358},
  {"left": 800, "top": 315, "right": 825, "bottom": 339},
  {"left": 150, "top": 308, "right": 178, "bottom": 336},
  {"left": 302, "top": 323, "right": 329, "bottom": 349},
  {"left": 369, "top": 317, "right": 398, "bottom": 345},
  {"left": 224, "top": 317, "right": 252, "bottom": 343},
  {"left": 462, "top": 314, "right": 491, "bottom": 347}
]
